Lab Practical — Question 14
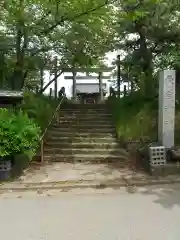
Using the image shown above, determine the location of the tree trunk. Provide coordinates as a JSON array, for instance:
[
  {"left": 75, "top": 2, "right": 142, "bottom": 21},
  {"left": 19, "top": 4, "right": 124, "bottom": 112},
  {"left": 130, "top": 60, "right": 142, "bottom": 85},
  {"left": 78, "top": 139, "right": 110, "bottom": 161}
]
[
  {"left": 136, "top": 25, "right": 153, "bottom": 97},
  {"left": 38, "top": 70, "right": 63, "bottom": 94},
  {"left": 40, "top": 66, "right": 44, "bottom": 91},
  {"left": 0, "top": 53, "right": 5, "bottom": 88},
  {"left": 11, "top": 0, "right": 27, "bottom": 91}
]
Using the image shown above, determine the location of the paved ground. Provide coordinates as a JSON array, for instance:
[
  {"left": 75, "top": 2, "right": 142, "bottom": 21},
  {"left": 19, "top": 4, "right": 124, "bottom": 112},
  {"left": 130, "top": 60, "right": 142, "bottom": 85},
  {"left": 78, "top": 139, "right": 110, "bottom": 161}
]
[
  {"left": 1, "top": 162, "right": 152, "bottom": 187},
  {"left": 3, "top": 162, "right": 180, "bottom": 190},
  {"left": 18, "top": 162, "right": 141, "bottom": 182},
  {"left": 1, "top": 184, "right": 180, "bottom": 240}
]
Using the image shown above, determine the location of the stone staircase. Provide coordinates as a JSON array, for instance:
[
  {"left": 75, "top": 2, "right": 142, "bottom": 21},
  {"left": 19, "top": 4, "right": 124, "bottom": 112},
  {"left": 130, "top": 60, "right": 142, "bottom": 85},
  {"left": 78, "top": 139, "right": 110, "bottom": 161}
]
[{"left": 43, "top": 104, "right": 128, "bottom": 163}]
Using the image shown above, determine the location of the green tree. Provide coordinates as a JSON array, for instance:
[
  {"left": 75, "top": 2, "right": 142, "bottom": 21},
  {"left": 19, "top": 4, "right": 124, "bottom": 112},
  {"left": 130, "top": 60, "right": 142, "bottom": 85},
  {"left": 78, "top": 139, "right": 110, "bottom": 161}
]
[
  {"left": 114, "top": 0, "right": 180, "bottom": 96},
  {"left": 0, "top": 0, "right": 116, "bottom": 91}
]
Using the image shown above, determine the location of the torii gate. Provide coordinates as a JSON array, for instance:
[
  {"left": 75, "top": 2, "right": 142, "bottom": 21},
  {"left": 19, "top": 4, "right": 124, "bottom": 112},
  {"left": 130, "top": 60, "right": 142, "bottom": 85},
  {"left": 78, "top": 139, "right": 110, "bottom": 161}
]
[{"left": 63, "top": 67, "right": 114, "bottom": 102}]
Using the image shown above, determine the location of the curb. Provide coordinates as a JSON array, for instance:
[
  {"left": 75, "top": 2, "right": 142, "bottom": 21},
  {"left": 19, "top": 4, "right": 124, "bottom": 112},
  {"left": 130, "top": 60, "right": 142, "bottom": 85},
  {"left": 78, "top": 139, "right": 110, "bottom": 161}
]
[
  {"left": 0, "top": 182, "right": 126, "bottom": 192},
  {"left": 1, "top": 178, "right": 180, "bottom": 192},
  {"left": 0, "top": 179, "right": 97, "bottom": 186}
]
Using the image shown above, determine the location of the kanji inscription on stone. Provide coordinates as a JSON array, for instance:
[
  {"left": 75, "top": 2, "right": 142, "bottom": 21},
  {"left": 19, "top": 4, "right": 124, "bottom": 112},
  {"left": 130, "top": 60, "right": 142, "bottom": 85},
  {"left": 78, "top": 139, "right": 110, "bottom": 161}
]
[{"left": 158, "top": 70, "right": 176, "bottom": 148}]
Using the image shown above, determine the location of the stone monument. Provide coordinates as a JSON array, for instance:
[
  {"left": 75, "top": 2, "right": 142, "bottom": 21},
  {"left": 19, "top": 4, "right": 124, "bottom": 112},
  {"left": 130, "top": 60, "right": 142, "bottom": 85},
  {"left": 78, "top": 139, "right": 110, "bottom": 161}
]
[{"left": 158, "top": 70, "right": 176, "bottom": 148}]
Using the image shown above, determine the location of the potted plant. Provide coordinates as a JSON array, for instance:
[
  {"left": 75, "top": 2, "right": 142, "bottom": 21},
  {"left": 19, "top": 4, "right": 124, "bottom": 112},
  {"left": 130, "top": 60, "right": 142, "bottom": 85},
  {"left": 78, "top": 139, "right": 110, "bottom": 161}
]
[{"left": 0, "top": 109, "right": 41, "bottom": 180}]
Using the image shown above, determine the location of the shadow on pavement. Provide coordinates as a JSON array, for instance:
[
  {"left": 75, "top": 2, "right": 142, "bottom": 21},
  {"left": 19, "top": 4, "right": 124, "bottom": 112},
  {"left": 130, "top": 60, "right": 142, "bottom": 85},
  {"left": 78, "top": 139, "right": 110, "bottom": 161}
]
[{"left": 140, "top": 184, "right": 180, "bottom": 209}]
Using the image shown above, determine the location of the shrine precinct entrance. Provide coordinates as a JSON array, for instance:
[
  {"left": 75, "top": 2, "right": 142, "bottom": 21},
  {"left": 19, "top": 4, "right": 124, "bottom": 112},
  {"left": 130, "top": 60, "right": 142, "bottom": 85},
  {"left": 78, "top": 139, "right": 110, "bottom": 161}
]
[{"left": 63, "top": 67, "right": 114, "bottom": 103}]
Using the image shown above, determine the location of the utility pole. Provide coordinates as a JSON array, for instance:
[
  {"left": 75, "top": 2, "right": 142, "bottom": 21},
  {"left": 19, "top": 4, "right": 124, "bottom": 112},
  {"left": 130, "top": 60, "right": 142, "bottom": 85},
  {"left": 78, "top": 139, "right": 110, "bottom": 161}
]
[
  {"left": 40, "top": 62, "right": 44, "bottom": 92},
  {"left": 98, "top": 72, "right": 103, "bottom": 101},
  {"left": 117, "top": 55, "right": 121, "bottom": 98},
  {"left": 54, "top": 57, "right": 58, "bottom": 99}
]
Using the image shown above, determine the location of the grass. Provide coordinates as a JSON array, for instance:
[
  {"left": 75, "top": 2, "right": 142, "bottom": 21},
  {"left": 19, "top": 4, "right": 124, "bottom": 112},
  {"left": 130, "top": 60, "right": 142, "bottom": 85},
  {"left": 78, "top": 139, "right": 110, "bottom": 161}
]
[
  {"left": 20, "top": 91, "right": 59, "bottom": 133},
  {"left": 107, "top": 90, "right": 180, "bottom": 145},
  {"left": 20, "top": 90, "right": 180, "bottom": 144},
  {"left": 107, "top": 92, "right": 158, "bottom": 142}
]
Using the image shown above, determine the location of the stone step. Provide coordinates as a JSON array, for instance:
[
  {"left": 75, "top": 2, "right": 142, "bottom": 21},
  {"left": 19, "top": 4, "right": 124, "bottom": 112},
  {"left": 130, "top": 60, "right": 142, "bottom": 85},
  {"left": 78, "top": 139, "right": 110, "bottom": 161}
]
[
  {"left": 60, "top": 104, "right": 107, "bottom": 109},
  {"left": 44, "top": 142, "right": 119, "bottom": 148},
  {"left": 45, "top": 136, "right": 117, "bottom": 143},
  {"left": 58, "top": 116, "right": 112, "bottom": 121},
  {"left": 44, "top": 147, "right": 124, "bottom": 155},
  {"left": 44, "top": 153, "right": 128, "bottom": 163},
  {"left": 48, "top": 128, "right": 116, "bottom": 135},
  {"left": 59, "top": 108, "right": 109, "bottom": 112},
  {"left": 57, "top": 119, "right": 113, "bottom": 124},
  {"left": 59, "top": 113, "right": 112, "bottom": 117},
  {"left": 47, "top": 132, "right": 116, "bottom": 138},
  {"left": 59, "top": 112, "right": 109, "bottom": 116},
  {"left": 51, "top": 124, "right": 115, "bottom": 129}
]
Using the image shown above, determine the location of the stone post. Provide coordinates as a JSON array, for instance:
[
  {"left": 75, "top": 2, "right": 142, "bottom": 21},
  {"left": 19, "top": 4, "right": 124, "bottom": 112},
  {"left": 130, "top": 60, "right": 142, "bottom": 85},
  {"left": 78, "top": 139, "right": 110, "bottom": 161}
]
[{"left": 158, "top": 70, "right": 176, "bottom": 148}]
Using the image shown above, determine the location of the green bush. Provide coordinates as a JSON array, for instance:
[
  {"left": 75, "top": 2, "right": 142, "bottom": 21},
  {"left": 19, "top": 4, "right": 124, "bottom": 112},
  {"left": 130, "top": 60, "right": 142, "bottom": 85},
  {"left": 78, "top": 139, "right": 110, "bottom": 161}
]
[
  {"left": 21, "top": 91, "right": 59, "bottom": 131},
  {"left": 108, "top": 90, "right": 180, "bottom": 144},
  {"left": 107, "top": 92, "right": 158, "bottom": 141},
  {"left": 0, "top": 109, "right": 41, "bottom": 159}
]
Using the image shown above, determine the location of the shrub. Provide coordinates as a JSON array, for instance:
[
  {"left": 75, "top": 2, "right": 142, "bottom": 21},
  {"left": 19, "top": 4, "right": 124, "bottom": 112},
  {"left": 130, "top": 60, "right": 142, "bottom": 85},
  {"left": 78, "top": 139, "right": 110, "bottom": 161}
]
[
  {"left": 21, "top": 91, "right": 59, "bottom": 131},
  {"left": 108, "top": 90, "right": 180, "bottom": 144},
  {"left": 0, "top": 109, "right": 41, "bottom": 159},
  {"left": 107, "top": 92, "right": 158, "bottom": 141}
]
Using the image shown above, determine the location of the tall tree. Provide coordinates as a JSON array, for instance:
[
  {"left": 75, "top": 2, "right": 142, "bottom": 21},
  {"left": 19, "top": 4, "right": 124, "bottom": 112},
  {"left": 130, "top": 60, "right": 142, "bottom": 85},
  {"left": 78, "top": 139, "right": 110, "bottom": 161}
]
[
  {"left": 114, "top": 0, "right": 180, "bottom": 96},
  {"left": 0, "top": 0, "right": 116, "bottom": 91}
]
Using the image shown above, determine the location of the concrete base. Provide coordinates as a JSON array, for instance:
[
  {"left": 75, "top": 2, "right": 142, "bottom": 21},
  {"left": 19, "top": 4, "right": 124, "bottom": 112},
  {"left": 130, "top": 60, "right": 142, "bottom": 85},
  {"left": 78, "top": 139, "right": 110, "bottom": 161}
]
[
  {"left": 138, "top": 148, "right": 180, "bottom": 176},
  {"left": 150, "top": 164, "right": 180, "bottom": 177}
]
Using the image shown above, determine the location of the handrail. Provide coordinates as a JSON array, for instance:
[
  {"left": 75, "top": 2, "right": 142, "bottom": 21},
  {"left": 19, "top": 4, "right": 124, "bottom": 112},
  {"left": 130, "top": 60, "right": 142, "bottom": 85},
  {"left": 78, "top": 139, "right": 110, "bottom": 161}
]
[{"left": 40, "top": 95, "right": 65, "bottom": 163}]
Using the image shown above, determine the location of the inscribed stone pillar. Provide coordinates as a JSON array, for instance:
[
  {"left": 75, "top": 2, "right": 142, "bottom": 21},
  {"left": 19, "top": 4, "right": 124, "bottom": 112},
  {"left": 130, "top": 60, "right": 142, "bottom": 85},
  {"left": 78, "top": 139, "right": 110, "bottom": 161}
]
[{"left": 158, "top": 70, "right": 176, "bottom": 148}]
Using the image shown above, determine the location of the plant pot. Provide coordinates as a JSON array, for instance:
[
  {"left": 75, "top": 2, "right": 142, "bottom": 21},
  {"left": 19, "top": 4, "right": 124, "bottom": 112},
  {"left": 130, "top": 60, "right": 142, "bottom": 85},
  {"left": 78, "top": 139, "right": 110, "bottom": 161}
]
[
  {"left": 0, "top": 160, "right": 12, "bottom": 181},
  {"left": 11, "top": 154, "right": 29, "bottom": 178}
]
